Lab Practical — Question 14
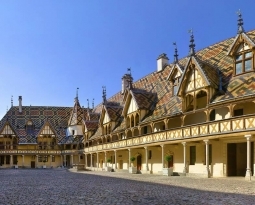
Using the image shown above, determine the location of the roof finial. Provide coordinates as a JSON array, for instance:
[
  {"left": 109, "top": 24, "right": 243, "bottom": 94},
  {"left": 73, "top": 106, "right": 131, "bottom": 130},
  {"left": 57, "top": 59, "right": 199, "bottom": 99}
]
[
  {"left": 87, "top": 99, "right": 89, "bottom": 109},
  {"left": 11, "top": 95, "right": 13, "bottom": 107},
  {"left": 92, "top": 98, "right": 94, "bottom": 109},
  {"left": 76, "top": 87, "right": 79, "bottom": 98},
  {"left": 127, "top": 68, "right": 131, "bottom": 75},
  {"left": 188, "top": 29, "right": 196, "bottom": 56},
  {"left": 6, "top": 106, "right": 8, "bottom": 113},
  {"left": 173, "top": 42, "right": 179, "bottom": 63},
  {"left": 127, "top": 68, "right": 133, "bottom": 89},
  {"left": 102, "top": 86, "right": 107, "bottom": 104},
  {"left": 237, "top": 9, "right": 245, "bottom": 34}
]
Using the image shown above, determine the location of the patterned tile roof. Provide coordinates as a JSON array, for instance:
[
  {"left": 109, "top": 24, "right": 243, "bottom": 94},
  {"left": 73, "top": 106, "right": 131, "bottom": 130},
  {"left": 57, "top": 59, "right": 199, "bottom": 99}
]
[
  {"left": 87, "top": 29, "right": 255, "bottom": 140},
  {"left": 131, "top": 88, "right": 157, "bottom": 110},
  {"left": 0, "top": 106, "right": 87, "bottom": 144},
  {"left": 68, "top": 98, "right": 84, "bottom": 126}
]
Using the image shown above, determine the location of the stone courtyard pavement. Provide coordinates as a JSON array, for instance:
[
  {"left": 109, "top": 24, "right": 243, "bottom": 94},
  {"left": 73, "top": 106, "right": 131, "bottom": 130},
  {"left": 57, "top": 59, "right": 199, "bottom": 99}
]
[{"left": 0, "top": 169, "right": 254, "bottom": 205}]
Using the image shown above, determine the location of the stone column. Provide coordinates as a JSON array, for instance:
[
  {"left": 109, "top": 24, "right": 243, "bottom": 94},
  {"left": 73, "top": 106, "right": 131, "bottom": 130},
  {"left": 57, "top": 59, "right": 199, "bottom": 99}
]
[
  {"left": 10, "top": 155, "right": 13, "bottom": 167},
  {"left": 160, "top": 144, "right": 164, "bottom": 168},
  {"left": 50, "top": 155, "right": 52, "bottom": 167},
  {"left": 22, "top": 155, "right": 24, "bottom": 167},
  {"left": 97, "top": 152, "right": 99, "bottom": 169},
  {"left": 245, "top": 135, "right": 252, "bottom": 180},
  {"left": 182, "top": 142, "right": 187, "bottom": 174},
  {"left": 85, "top": 154, "right": 87, "bottom": 169},
  {"left": 114, "top": 150, "right": 117, "bottom": 170},
  {"left": 144, "top": 147, "right": 149, "bottom": 171},
  {"left": 104, "top": 152, "right": 107, "bottom": 168},
  {"left": 91, "top": 153, "right": 93, "bottom": 168},
  {"left": 36, "top": 155, "right": 38, "bottom": 168},
  {"left": 71, "top": 155, "right": 73, "bottom": 167},
  {"left": 64, "top": 155, "right": 66, "bottom": 167},
  {"left": 61, "top": 155, "right": 63, "bottom": 167},
  {"left": 204, "top": 140, "right": 210, "bottom": 178},
  {"left": 128, "top": 149, "right": 131, "bottom": 167}
]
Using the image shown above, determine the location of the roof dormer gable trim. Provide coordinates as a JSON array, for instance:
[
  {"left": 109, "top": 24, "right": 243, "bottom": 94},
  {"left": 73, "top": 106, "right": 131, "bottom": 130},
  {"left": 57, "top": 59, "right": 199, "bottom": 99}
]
[
  {"left": 37, "top": 121, "right": 56, "bottom": 137},
  {"left": 99, "top": 105, "right": 111, "bottom": 125},
  {"left": 177, "top": 56, "right": 210, "bottom": 96},
  {"left": 167, "top": 63, "right": 183, "bottom": 81},
  {"left": 122, "top": 90, "right": 139, "bottom": 117},
  {"left": 227, "top": 32, "right": 255, "bottom": 56},
  {"left": 0, "top": 121, "right": 17, "bottom": 136}
]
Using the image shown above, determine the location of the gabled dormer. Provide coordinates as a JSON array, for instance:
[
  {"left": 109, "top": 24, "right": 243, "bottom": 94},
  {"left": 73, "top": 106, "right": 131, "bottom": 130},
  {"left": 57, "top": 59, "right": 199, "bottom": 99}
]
[
  {"left": 122, "top": 88, "right": 156, "bottom": 128},
  {"left": 167, "top": 43, "right": 183, "bottom": 96},
  {"left": 177, "top": 31, "right": 218, "bottom": 112},
  {"left": 227, "top": 11, "right": 255, "bottom": 76},
  {"left": 0, "top": 121, "right": 16, "bottom": 137},
  {"left": 99, "top": 87, "right": 123, "bottom": 135}
]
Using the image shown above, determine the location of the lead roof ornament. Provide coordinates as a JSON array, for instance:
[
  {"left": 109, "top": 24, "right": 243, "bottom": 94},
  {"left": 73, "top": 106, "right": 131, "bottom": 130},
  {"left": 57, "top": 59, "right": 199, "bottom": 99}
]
[
  {"left": 237, "top": 9, "right": 245, "bottom": 34},
  {"left": 173, "top": 42, "right": 179, "bottom": 63},
  {"left": 188, "top": 29, "right": 196, "bottom": 56}
]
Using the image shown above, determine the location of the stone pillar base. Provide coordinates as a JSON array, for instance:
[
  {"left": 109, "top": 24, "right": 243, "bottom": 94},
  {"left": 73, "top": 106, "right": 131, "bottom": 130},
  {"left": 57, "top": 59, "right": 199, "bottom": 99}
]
[{"left": 245, "top": 169, "right": 252, "bottom": 181}]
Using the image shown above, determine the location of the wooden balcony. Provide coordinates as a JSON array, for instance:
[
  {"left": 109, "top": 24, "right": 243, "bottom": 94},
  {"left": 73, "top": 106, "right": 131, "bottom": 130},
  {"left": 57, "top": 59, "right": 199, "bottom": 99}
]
[{"left": 85, "top": 114, "right": 255, "bottom": 152}]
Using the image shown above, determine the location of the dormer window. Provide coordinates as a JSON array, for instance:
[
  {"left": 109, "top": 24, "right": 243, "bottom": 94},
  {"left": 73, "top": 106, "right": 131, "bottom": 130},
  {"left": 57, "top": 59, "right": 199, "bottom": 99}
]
[
  {"left": 172, "top": 77, "right": 180, "bottom": 96},
  {"left": 26, "top": 120, "right": 34, "bottom": 135},
  {"left": 235, "top": 43, "right": 253, "bottom": 75}
]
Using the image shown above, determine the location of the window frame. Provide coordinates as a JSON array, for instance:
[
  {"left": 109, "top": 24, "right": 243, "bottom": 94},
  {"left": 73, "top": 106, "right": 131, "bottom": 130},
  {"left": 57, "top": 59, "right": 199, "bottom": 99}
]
[{"left": 234, "top": 43, "right": 253, "bottom": 75}]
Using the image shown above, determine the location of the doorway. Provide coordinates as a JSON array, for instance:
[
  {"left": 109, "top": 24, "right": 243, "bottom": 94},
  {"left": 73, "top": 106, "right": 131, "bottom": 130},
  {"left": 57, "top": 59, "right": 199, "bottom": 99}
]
[
  {"left": 227, "top": 142, "right": 254, "bottom": 176},
  {"left": 119, "top": 160, "right": 123, "bottom": 169},
  {"left": 137, "top": 155, "right": 142, "bottom": 171},
  {"left": 31, "top": 161, "right": 35, "bottom": 168}
]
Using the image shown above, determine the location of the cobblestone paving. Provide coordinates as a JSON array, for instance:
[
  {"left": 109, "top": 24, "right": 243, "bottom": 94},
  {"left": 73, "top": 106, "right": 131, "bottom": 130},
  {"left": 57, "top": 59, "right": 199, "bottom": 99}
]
[{"left": 0, "top": 169, "right": 254, "bottom": 205}]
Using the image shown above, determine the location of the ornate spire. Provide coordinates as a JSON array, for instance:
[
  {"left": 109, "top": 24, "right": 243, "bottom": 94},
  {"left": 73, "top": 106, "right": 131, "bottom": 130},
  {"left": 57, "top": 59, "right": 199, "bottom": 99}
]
[
  {"left": 188, "top": 29, "right": 196, "bottom": 56},
  {"left": 87, "top": 99, "right": 90, "bottom": 109},
  {"left": 92, "top": 98, "right": 94, "bottom": 109},
  {"left": 173, "top": 42, "right": 179, "bottom": 63},
  {"left": 11, "top": 95, "right": 13, "bottom": 107},
  {"left": 75, "top": 87, "right": 79, "bottom": 103},
  {"left": 237, "top": 9, "right": 244, "bottom": 34},
  {"left": 127, "top": 68, "right": 133, "bottom": 89},
  {"left": 102, "top": 86, "right": 107, "bottom": 104}
]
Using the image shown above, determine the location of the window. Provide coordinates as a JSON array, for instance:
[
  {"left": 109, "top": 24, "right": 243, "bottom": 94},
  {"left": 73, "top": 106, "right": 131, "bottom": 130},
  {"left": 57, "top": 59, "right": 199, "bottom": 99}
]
[
  {"left": 235, "top": 43, "right": 253, "bottom": 75},
  {"left": 6, "top": 141, "right": 11, "bottom": 149},
  {"left": 234, "top": 109, "right": 243, "bottom": 116},
  {"left": 204, "top": 144, "right": 212, "bottom": 165},
  {"left": 0, "top": 156, "right": 4, "bottom": 165},
  {"left": 52, "top": 156, "right": 55, "bottom": 162},
  {"left": 190, "top": 146, "right": 196, "bottom": 165},
  {"left": 26, "top": 120, "right": 34, "bottom": 135},
  {"left": 172, "top": 77, "right": 180, "bottom": 96},
  {"left": 39, "top": 155, "right": 48, "bottom": 162}
]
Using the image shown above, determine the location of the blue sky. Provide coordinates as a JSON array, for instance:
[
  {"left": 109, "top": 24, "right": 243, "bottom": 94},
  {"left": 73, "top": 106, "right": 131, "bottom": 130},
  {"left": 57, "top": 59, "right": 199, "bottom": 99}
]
[{"left": 0, "top": 0, "right": 255, "bottom": 118}]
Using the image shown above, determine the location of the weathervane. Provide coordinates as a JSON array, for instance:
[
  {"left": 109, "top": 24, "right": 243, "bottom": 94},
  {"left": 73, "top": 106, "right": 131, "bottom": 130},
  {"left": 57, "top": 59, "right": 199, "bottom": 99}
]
[
  {"left": 188, "top": 29, "right": 195, "bottom": 56},
  {"left": 237, "top": 9, "right": 244, "bottom": 34},
  {"left": 173, "top": 42, "right": 178, "bottom": 63}
]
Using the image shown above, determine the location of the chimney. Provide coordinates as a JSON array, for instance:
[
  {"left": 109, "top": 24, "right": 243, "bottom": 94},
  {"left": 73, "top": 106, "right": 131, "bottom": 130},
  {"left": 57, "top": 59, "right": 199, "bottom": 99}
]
[
  {"left": 122, "top": 73, "right": 133, "bottom": 94},
  {"left": 18, "top": 96, "right": 22, "bottom": 113},
  {"left": 157, "top": 53, "right": 169, "bottom": 72}
]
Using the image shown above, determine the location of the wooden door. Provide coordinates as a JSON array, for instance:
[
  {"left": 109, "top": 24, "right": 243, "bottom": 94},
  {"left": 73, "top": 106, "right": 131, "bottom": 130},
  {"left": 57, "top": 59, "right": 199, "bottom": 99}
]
[
  {"left": 31, "top": 161, "right": 35, "bottom": 168},
  {"left": 119, "top": 160, "right": 123, "bottom": 169},
  {"left": 227, "top": 143, "right": 236, "bottom": 176},
  {"left": 137, "top": 155, "right": 142, "bottom": 170}
]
